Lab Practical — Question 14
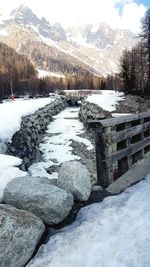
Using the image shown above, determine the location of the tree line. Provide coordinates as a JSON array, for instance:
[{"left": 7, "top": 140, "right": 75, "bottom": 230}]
[
  {"left": 0, "top": 42, "right": 122, "bottom": 99},
  {"left": 120, "top": 8, "right": 150, "bottom": 97}
]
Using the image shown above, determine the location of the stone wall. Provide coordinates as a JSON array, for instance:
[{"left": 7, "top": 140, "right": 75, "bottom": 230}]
[
  {"left": 79, "top": 101, "right": 112, "bottom": 125},
  {"left": 8, "top": 96, "right": 67, "bottom": 170}
]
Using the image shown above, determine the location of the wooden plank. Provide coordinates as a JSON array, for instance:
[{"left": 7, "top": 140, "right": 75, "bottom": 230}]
[
  {"left": 110, "top": 121, "right": 150, "bottom": 143},
  {"left": 95, "top": 130, "right": 113, "bottom": 188},
  {"left": 112, "top": 136, "right": 150, "bottom": 163},
  {"left": 104, "top": 127, "right": 114, "bottom": 185},
  {"left": 118, "top": 122, "right": 132, "bottom": 176},
  {"left": 88, "top": 111, "right": 150, "bottom": 128},
  {"left": 140, "top": 119, "right": 145, "bottom": 159}
]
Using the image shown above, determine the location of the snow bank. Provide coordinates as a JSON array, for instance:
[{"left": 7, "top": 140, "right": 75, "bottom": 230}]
[
  {"left": 87, "top": 90, "right": 124, "bottom": 112},
  {"left": 0, "top": 97, "right": 55, "bottom": 142},
  {"left": 0, "top": 154, "right": 27, "bottom": 202},
  {"left": 28, "top": 174, "right": 150, "bottom": 267}
]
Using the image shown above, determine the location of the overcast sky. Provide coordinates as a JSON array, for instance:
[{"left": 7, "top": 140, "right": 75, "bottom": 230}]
[{"left": 0, "top": 0, "right": 149, "bottom": 32}]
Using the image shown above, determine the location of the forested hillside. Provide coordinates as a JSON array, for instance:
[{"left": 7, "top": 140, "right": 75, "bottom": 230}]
[
  {"left": 0, "top": 42, "right": 37, "bottom": 99},
  {"left": 120, "top": 8, "right": 150, "bottom": 97}
]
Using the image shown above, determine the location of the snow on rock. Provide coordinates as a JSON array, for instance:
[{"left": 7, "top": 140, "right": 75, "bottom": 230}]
[
  {"left": 28, "top": 174, "right": 150, "bottom": 267},
  {"left": 28, "top": 162, "right": 58, "bottom": 180},
  {"left": 87, "top": 90, "right": 124, "bottom": 112},
  {"left": 4, "top": 176, "right": 74, "bottom": 225},
  {"left": 57, "top": 161, "right": 91, "bottom": 201},
  {"left": 0, "top": 154, "right": 27, "bottom": 203},
  {"left": 0, "top": 204, "right": 45, "bottom": 267},
  {"left": 0, "top": 28, "right": 8, "bottom": 36},
  {"left": 0, "top": 97, "right": 55, "bottom": 142}
]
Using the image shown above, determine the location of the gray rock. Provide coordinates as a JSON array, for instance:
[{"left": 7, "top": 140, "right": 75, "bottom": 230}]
[
  {"left": 0, "top": 141, "right": 7, "bottom": 154},
  {"left": 79, "top": 101, "right": 111, "bottom": 125},
  {"left": 0, "top": 204, "right": 45, "bottom": 267},
  {"left": 4, "top": 176, "right": 74, "bottom": 225},
  {"left": 57, "top": 161, "right": 91, "bottom": 201}
]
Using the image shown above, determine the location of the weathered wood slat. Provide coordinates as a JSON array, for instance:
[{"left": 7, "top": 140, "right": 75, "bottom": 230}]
[
  {"left": 112, "top": 136, "right": 150, "bottom": 163},
  {"left": 110, "top": 122, "right": 150, "bottom": 143},
  {"left": 95, "top": 132, "right": 112, "bottom": 188},
  {"left": 88, "top": 111, "right": 150, "bottom": 128}
]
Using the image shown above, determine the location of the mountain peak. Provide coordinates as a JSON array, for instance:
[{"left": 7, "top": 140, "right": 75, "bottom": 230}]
[{"left": 10, "top": 5, "right": 40, "bottom": 26}]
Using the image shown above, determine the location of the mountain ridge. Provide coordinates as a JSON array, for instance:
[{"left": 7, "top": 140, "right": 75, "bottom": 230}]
[{"left": 0, "top": 5, "right": 137, "bottom": 77}]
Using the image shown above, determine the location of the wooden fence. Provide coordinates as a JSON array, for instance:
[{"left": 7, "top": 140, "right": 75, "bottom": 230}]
[{"left": 90, "top": 111, "right": 150, "bottom": 188}]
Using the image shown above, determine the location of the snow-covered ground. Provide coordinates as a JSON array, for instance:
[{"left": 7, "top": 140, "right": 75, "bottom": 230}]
[
  {"left": 87, "top": 90, "right": 124, "bottom": 111},
  {"left": 0, "top": 154, "right": 27, "bottom": 202},
  {"left": 0, "top": 96, "right": 56, "bottom": 200},
  {"left": 38, "top": 69, "right": 65, "bottom": 79},
  {"left": 0, "top": 91, "right": 149, "bottom": 266},
  {"left": 28, "top": 174, "right": 150, "bottom": 267},
  {"left": 0, "top": 97, "right": 56, "bottom": 142},
  {"left": 29, "top": 107, "right": 93, "bottom": 179},
  {"left": 0, "top": 28, "right": 8, "bottom": 36}
]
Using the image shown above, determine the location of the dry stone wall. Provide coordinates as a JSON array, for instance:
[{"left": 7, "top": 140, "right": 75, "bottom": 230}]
[
  {"left": 79, "top": 101, "right": 112, "bottom": 125},
  {"left": 8, "top": 96, "right": 67, "bottom": 170}
]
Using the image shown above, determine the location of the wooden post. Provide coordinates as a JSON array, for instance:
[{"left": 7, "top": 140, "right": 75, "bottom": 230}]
[
  {"left": 96, "top": 127, "right": 113, "bottom": 188},
  {"left": 140, "top": 119, "right": 145, "bottom": 158},
  {"left": 118, "top": 122, "right": 132, "bottom": 175}
]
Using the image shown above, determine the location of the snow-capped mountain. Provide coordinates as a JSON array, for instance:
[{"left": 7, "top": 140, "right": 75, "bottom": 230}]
[{"left": 0, "top": 5, "right": 137, "bottom": 77}]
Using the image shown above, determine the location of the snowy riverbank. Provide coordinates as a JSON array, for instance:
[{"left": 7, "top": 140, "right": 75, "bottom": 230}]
[{"left": 28, "top": 173, "right": 150, "bottom": 267}]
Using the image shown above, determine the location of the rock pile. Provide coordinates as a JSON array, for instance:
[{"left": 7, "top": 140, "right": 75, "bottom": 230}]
[
  {"left": 79, "top": 101, "right": 111, "bottom": 125},
  {"left": 1, "top": 161, "right": 94, "bottom": 267}
]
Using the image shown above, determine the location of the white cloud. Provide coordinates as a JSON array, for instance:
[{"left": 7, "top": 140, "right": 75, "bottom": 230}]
[{"left": 0, "top": 0, "right": 147, "bottom": 32}]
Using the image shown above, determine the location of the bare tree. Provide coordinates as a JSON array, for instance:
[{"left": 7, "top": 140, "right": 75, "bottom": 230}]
[{"left": 141, "top": 8, "right": 150, "bottom": 93}]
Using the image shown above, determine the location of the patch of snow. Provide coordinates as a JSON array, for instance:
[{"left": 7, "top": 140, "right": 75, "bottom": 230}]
[
  {"left": 0, "top": 97, "right": 56, "bottom": 142},
  {"left": 87, "top": 90, "right": 124, "bottom": 112},
  {"left": 91, "top": 24, "right": 99, "bottom": 34},
  {"left": 38, "top": 69, "right": 65, "bottom": 79},
  {"left": 0, "top": 28, "right": 8, "bottom": 36},
  {"left": 39, "top": 34, "right": 66, "bottom": 54},
  {"left": 0, "top": 154, "right": 27, "bottom": 202},
  {"left": 40, "top": 107, "right": 93, "bottom": 165},
  {"left": 113, "top": 113, "right": 132, "bottom": 117},
  {"left": 31, "top": 107, "right": 93, "bottom": 179},
  {"left": 28, "top": 162, "right": 58, "bottom": 180},
  {"left": 29, "top": 24, "right": 39, "bottom": 34},
  {"left": 28, "top": 174, "right": 150, "bottom": 267}
]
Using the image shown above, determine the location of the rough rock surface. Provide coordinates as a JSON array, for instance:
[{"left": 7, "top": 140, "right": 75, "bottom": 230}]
[
  {"left": 57, "top": 161, "right": 91, "bottom": 201},
  {"left": 79, "top": 101, "right": 111, "bottom": 124},
  {"left": 113, "top": 95, "right": 150, "bottom": 114},
  {"left": 0, "top": 204, "right": 45, "bottom": 267},
  {"left": 0, "top": 141, "right": 7, "bottom": 154},
  {"left": 4, "top": 176, "right": 74, "bottom": 225},
  {"left": 71, "top": 138, "right": 97, "bottom": 184}
]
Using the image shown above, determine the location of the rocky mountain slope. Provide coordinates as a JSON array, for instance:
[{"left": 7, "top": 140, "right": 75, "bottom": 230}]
[{"left": 0, "top": 5, "right": 137, "bottom": 77}]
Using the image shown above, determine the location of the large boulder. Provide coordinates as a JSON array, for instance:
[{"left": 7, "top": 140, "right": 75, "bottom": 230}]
[
  {"left": 57, "top": 161, "right": 91, "bottom": 201},
  {"left": 0, "top": 204, "right": 45, "bottom": 267},
  {"left": 4, "top": 176, "right": 74, "bottom": 225}
]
